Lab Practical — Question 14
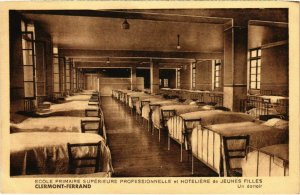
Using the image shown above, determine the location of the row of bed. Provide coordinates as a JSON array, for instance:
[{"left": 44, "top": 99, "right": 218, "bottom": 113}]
[
  {"left": 112, "top": 88, "right": 289, "bottom": 177},
  {"left": 10, "top": 90, "right": 113, "bottom": 177}
]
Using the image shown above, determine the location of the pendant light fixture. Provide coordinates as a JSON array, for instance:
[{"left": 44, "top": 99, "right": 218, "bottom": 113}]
[
  {"left": 122, "top": 19, "right": 130, "bottom": 30},
  {"left": 176, "top": 34, "right": 181, "bottom": 50},
  {"left": 106, "top": 57, "right": 110, "bottom": 64}
]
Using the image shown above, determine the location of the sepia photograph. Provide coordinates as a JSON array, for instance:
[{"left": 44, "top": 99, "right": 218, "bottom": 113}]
[{"left": 0, "top": 1, "right": 299, "bottom": 194}]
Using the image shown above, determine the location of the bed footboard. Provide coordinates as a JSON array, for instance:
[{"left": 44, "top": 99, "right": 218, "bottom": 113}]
[
  {"left": 191, "top": 126, "right": 222, "bottom": 175},
  {"left": 243, "top": 145, "right": 289, "bottom": 177}
]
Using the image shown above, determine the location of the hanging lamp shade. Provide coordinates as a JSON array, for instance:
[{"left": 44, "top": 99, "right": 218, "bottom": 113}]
[
  {"left": 122, "top": 19, "right": 130, "bottom": 30},
  {"left": 106, "top": 57, "right": 110, "bottom": 64},
  {"left": 176, "top": 34, "right": 181, "bottom": 49}
]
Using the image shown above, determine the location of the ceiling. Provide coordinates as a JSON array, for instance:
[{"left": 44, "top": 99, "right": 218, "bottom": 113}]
[
  {"left": 22, "top": 11, "right": 225, "bottom": 52},
  {"left": 19, "top": 9, "right": 288, "bottom": 68}
]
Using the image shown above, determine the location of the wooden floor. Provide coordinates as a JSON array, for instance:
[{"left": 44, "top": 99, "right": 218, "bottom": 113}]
[{"left": 101, "top": 96, "right": 218, "bottom": 177}]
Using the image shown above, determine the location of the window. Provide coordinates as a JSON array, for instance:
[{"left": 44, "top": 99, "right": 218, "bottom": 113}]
[
  {"left": 73, "top": 66, "right": 77, "bottom": 91},
  {"left": 177, "top": 69, "right": 181, "bottom": 88},
  {"left": 35, "top": 41, "right": 47, "bottom": 97},
  {"left": 65, "top": 59, "right": 71, "bottom": 91},
  {"left": 53, "top": 47, "right": 60, "bottom": 93},
  {"left": 60, "top": 58, "right": 66, "bottom": 93},
  {"left": 78, "top": 70, "right": 83, "bottom": 90},
  {"left": 21, "top": 21, "right": 36, "bottom": 98},
  {"left": 213, "top": 60, "right": 221, "bottom": 89},
  {"left": 191, "top": 63, "right": 196, "bottom": 89},
  {"left": 249, "top": 48, "right": 261, "bottom": 89},
  {"left": 163, "top": 79, "right": 169, "bottom": 88}
]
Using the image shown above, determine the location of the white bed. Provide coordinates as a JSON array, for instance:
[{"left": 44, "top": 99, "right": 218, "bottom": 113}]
[
  {"left": 151, "top": 103, "right": 210, "bottom": 130},
  {"left": 10, "top": 116, "right": 100, "bottom": 133},
  {"left": 167, "top": 110, "right": 256, "bottom": 162},
  {"left": 191, "top": 118, "right": 288, "bottom": 176},
  {"left": 141, "top": 99, "right": 180, "bottom": 121},
  {"left": 10, "top": 132, "right": 113, "bottom": 176},
  {"left": 135, "top": 96, "right": 164, "bottom": 115},
  {"left": 127, "top": 93, "right": 152, "bottom": 108},
  {"left": 36, "top": 101, "right": 99, "bottom": 117}
]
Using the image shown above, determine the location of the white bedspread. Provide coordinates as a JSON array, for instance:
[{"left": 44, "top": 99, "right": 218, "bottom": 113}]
[
  {"left": 242, "top": 144, "right": 289, "bottom": 176},
  {"left": 167, "top": 111, "right": 255, "bottom": 147},
  {"left": 10, "top": 132, "right": 113, "bottom": 175},
  {"left": 10, "top": 116, "right": 100, "bottom": 133},
  {"left": 151, "top": 104, "right": 208, "bottom": 129},
  {"left": 36, "top": 101, "right": 98, "bottom": 116},
  {"left": 128, "top": 93, "right": 152, "bottom": 108},
  {"left": 141, "top": 99, "right": 180, "bottom": 120},
  {"left": 135, "top": 96, "right": 163, "bottom": 115},
  {"left": 65, "top": 95, "right": 92, "bottom": 101}
]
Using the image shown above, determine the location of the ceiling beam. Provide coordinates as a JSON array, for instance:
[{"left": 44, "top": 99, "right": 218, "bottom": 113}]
[
  {"left": 75, "top": 62, "right": 184, "bottom": 69},
  {"left": 60, "top": 49, "right": 223, "bottom": 60},
  {"left": 73, "top": 56, "right": 198, "bottom": 64},
  {"left": 20, "top": 10, "right": 230, "bottom": 24},
  {"left": 75, "top": 62, "right": 147, "bottom": 68},
  {"left": 75, "top": 61, "right": 187, "bottom": 69}
]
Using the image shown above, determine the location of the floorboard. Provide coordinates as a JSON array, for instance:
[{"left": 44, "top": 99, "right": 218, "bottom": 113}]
[{"left": 101, "top": 96, "right": 218, "bottom": 177}]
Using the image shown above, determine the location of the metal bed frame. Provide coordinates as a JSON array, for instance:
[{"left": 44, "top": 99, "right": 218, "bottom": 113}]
[
  {"left": 167, "top": 116, "right": 202, "bottom": 162},
  {"left": 245, "top": 145, "right": 289, "bottom": 176}
]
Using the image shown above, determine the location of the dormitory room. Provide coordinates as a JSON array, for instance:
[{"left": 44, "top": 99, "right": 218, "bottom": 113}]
[{"left": 9, "top": 9, "right": 289, "bottom": 177}]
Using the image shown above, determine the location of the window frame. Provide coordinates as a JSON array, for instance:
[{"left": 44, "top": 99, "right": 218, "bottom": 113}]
[
  {"left": 213, "top": 60, "right": 221, "bottom": 89},
  {"left": 59, "top": 57, "right": 66, "bottom": 93},
  {"left": 73, "top": 63, "right": 77, "bottom": 91},
  {"left": 191, "top": 63, "right": 196, "bottom": 90},
  {"left": 21, "top": 31, "right": 36, "bottom": 99},
  {"left": 176, "top": 68, "right": 181, "bottom": 89},
  {"left": 35, "top": 41, "right": 47, "bottom": 97},
  {"left": 53, "top": 55, "right": 60, "bottom": 93},
  {"left": 163, "top": 78, "right": 169, "bottom": 88},
  {"left": 249, "top": 48, "right": 262, "bottom": 90},
  {"left": 65, "top": 58, "right": 71, "bottom": 91}
]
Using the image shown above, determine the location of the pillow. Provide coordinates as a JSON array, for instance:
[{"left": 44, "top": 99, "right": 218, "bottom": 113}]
[
  {"left": 202, "top": 105, "right": 215, "bottom": 110},
  {"left": 189, "top": 101, "right": 197, "bottom": 105},
  {"left": 183, "top": 99, "right": 193, "bottom": 104},
  {"left": 273, "top": 119, "right": 289, "bottom": 130},
  {"left": 263, "top": 118, "right": 281, "bottom": 126},
  {"left": 263, "top": 118, "right": 289, "bottom": 130}
]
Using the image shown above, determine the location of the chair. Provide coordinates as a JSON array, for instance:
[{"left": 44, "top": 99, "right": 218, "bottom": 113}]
[
  {"left": 67, "top": 141, "right": 101, "bottom": 174},
  {"left": 130, "top": 97, "right": 139, "bottom": 115},
  {"left": 158, "top": 109, "right": 176, "bottom": 142},
  {"left": 222, "top": 135, "right": 250, "bottom": 177},
  {"left": 81, "top": 118, "right": 102, "bottom": 135},
  {"left": 85, "top": 108, "right": 100, "bottom": 117},
  {"left": 179, "top": 118, "right": 201, "bottom": 162},
  {"left": 141, "top": 100, "right": 150, "bottom": 109}
]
